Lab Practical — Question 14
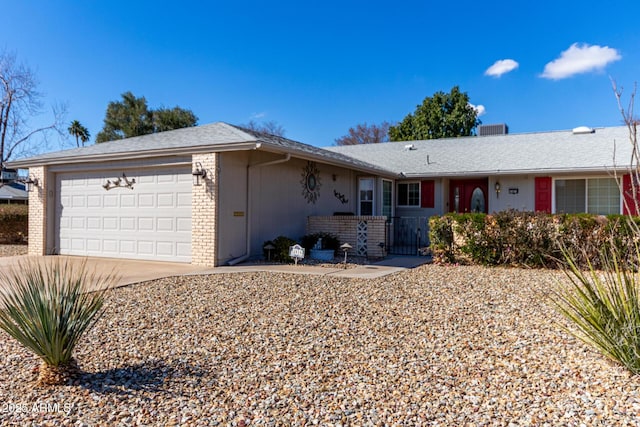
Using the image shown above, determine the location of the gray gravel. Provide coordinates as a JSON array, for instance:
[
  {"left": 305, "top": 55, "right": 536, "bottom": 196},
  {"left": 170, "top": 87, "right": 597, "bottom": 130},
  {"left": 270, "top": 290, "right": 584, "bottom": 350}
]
[
  {"left": 0, "top": 245, "right": 27, "bottom": 258},
  {"left": 1, "top": 265, "right": 640, "bottom": 425}
]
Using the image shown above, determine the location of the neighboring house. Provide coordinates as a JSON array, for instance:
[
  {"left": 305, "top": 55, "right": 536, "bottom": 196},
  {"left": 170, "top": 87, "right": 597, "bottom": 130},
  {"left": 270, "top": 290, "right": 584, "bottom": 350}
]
[
  {"left": 0, "top": 182, "right": 28, "bottom": 204},
  {"left": 8, "top": 122, "right": 639, "bottom": 264}
]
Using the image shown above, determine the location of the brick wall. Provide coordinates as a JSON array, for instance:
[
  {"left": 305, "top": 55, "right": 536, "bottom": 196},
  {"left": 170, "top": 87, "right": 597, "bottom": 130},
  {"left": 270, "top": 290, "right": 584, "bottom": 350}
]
[
  {"left": 27, "top": 166, "right": 47, "bottom": 256},
  {"left": 306, "top": 215, "right": 387, "bottom": 258},
  {"left": 191, "top": 153, "right": 219, "bottom": 266}
]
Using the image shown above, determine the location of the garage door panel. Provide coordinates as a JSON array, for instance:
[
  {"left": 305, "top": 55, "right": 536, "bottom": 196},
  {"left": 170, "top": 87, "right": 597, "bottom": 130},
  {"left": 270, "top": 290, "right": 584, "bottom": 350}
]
[
  {"left": 176, "top": 218, "right": 191, "bottom": 232},
  {"left": 157, "top": 193, "right": 174, "bottom": 207},
  {"left": 138, "top": 194, "right": 155, "bottom": 207},
  {"left": 56, "top": 167, "right": 192, "bottom": 262},
  {"left": 120, "top": 194, "right": 136, "bottom": 207},
  {"left": 103, "top": 194, "right": 118, "bottom": 207}
]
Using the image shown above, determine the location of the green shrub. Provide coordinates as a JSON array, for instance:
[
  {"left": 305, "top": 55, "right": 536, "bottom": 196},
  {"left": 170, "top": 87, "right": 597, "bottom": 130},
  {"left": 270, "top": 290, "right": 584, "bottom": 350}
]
[
  {"left": 301, "top": 232, "right": 340, "bottom": 254},
  {"left": 0, "top": 259, "right": 117, "bottom": 385},
  {"left": 555, "top": 239, "right": 640, "bottom": 374},
  {"left": 429, "top": 215, "right": 455, "bottom": 263},
  {"left": 428, "top": 211, "right": 640, "bottom": 269},
  {"left": 263, "top": 236, "right": 298, "bottom": 263},
  {"left": 0, "top": 204, "right": 28, "bottom": 243}
]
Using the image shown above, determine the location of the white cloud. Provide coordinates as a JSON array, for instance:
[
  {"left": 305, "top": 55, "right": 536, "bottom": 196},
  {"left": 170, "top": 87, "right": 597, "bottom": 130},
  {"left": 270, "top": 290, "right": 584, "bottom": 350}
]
[
  {"left": 484, "top": 59, "right": 519, "bottom": 77},
  {"left": 469, "top": 103, "right": 486, "bottom": 117},
  {"left": 541, "top": 43, "right": 621, "bottom": 80},
  {"left": 250, "top": 112, "right": 266, "bottom": 119}
]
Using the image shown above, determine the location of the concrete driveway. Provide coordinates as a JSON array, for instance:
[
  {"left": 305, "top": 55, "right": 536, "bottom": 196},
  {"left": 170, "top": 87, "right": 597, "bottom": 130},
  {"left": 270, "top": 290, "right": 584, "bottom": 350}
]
[{"left": 0, "top": 255, "right": 213, "bottom": 291}]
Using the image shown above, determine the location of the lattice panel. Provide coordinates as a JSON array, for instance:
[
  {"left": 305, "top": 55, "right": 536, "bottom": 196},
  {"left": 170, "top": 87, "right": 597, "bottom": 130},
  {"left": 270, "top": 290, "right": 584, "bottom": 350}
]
[{"left": 357, "top": 220, "right": 368, "bottom": 256}]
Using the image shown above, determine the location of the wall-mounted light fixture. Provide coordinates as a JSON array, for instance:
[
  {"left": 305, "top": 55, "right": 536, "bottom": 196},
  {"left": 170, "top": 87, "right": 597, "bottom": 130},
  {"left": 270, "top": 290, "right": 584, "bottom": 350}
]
[
  {"left": 23, "top": 175, "right": 39, "bottom": 192},
  {"left": 494, "top": 181, "right": 501, "bottom": 198},
  {"left": 192, "top": 162, "right": 207, "bottom": 186}
]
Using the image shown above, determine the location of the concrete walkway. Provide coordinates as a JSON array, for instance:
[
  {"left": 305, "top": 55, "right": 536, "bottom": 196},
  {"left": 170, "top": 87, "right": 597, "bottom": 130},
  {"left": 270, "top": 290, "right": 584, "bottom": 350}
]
[{"left": 0, "top": 255, "right": 431, "bottom": 290}]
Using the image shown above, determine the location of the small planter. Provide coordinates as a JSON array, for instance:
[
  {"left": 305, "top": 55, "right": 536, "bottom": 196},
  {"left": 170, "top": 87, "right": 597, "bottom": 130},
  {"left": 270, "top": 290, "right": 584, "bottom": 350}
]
[{"left": 310, "top": 249, "right": 335, "bottom": 261}]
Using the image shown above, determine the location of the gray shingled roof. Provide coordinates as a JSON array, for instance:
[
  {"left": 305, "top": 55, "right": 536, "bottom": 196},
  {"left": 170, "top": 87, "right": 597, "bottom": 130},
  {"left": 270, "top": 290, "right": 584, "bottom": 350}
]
[
  {"left": 0, "top": 183, "right": 28, "bottom": 201},
  {"left": 327, "top": 126, "right": 635, "bottom": 177},
  {"left": 7, "top": 122, "right": 394, "bottom": 176}
]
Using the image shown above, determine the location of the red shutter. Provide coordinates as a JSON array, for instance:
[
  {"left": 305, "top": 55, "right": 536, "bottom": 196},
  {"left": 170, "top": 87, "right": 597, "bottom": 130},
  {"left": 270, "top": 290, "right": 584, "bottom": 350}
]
[
  {"left": 421, "top": 180, "right": 435, "bottom": 208},
  {"left": 623, "top": 174, "right": 640, "bottom": 215},
  {"left": 534, "top": 177, "right": 552, "bottom": 213}
]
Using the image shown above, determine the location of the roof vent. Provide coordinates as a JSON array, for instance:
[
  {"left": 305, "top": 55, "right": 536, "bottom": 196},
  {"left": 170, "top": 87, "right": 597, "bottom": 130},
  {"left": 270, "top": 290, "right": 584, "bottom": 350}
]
[
  {"left": 478, "top": 123, "right": 508, "bottom": 136},
  {"left": 404, "top": 144, "right": 417, "bottom": 150},
  {"left": 572, "top": 126, "right": 595, "bottom": 135}
]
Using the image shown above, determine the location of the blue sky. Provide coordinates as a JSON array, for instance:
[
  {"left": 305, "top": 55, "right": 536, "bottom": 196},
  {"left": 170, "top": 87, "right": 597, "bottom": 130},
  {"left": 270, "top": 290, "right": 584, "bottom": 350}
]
[{"left": 2, "top": 0, "right": 640, "bottom": 152}]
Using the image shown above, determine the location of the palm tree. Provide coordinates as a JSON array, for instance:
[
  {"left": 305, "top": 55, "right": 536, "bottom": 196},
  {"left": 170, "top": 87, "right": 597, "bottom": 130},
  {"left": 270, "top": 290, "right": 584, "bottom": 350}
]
[{"left": 68, "top": 120, "right": 90, "bottom": 147}]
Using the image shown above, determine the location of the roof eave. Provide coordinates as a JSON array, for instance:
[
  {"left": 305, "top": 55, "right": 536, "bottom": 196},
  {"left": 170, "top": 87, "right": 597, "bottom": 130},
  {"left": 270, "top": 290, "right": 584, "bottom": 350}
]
[
  {"left": 257, "top": 142, "right": 397, "bottom": 178},
  {"left": 399, "top": 166, "right": 632, "bottom": 178},
  {"left": 7, "top": 142, "right": 261, "bottom": 168}
]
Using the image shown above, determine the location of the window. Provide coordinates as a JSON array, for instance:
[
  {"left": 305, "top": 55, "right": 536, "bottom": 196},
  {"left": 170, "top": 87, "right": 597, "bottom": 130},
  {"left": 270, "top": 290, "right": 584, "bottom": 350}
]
[
  {"left": 359, "top": 178, "right": 374, "bottom": 216},
  {"left": 555, "top": 178, "right": 620, "bottom": 215},
  {"left": 382, "top": 180, "right": 392, "bottom": 218},
  {"left": 397, "top": 182, "right": 420, "bottom": 206}
]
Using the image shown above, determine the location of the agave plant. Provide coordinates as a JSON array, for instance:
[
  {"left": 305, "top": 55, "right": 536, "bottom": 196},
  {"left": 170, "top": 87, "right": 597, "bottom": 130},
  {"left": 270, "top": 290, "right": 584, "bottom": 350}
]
[
  {"left": 0, "top": 259, "right": 116, "bottom": 385},
  {"left": 554, "top": 241, "right": 640, "bottom": 374}
]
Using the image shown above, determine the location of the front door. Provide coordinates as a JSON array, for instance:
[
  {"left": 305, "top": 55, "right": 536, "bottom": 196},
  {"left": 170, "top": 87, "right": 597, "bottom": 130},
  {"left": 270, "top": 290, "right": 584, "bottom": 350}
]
[{"left": 449, "top": 179, "right": 489, "bottom": 213}]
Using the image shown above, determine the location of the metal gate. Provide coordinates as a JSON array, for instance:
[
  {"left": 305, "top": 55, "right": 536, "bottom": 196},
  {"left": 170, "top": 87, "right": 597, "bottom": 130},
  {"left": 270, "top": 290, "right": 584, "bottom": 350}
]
[{"left": 386, "top": 216, "right": 430, "bottom": 255}]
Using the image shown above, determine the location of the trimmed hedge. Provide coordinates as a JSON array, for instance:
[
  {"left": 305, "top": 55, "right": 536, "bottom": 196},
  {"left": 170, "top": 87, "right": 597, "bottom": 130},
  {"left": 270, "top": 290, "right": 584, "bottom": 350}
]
[
  {"left": 0, "top": 204, "right": 28, "bottom": 244},
  {"left": 429, "top": 211, "right": 640, "bottom": 269}
]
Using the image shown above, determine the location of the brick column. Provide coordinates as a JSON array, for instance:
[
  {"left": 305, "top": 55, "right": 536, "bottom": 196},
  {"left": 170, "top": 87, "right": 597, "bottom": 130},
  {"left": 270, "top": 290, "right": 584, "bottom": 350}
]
[
  {"left": 27, "top": 166, "right": 47, "bottom": 256},
  {"left": 191, "top": 153, "right": 218, "bottom": 266}
]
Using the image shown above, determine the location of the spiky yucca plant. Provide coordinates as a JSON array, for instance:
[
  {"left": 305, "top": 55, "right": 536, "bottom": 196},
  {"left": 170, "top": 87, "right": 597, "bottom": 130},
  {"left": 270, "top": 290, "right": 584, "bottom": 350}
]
[
  {"left": 0, "top": 259, "right": 116, "bottom": 385},
  {"left": 555, "top": 242, "right": 640, "bottom": 374}
]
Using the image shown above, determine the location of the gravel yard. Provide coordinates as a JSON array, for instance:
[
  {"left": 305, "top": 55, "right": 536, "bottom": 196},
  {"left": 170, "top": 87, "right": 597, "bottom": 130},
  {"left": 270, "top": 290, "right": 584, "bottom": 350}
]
[
  {"left": 0, "top": 245, "right": 27, "bottom": 258},
  {"left": 1, "top": 265, "right": 640, "bottom": 425}
]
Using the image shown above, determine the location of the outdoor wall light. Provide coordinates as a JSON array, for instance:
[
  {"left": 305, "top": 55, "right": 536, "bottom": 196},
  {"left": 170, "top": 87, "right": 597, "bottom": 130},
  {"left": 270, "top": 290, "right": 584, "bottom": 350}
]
[
  {"left": 24, "top": 175, "right": 39, "bottom": 192},
  {"left": 192, "top": 162, "right": 207, "bottom": 186},
  {"left": 494, "top": 181, "right": 501, "bottom": 198}
]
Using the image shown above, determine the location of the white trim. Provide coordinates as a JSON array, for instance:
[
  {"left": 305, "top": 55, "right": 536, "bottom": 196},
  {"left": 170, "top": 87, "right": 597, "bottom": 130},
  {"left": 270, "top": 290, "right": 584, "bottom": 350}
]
[
  {"left": 358, "top": 177, "right": 375, "bottom": 216},
  {"left": 552, "top": 175, "right": 622, "bottom": 214},
  {"left": 397, "top": 181, "right": 421, "bottom": 207}
]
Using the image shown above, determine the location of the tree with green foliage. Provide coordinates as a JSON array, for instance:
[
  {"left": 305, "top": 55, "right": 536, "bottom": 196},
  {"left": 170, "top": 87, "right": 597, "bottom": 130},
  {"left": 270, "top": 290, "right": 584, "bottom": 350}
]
[
  {"left": 95, "top": 92, "right": 197, "bottom": 143},
  {"left": 67, "top": 120, "right": 90, "bottom": 147},
  {"left": 388, "top": 86, "right": 481, "bottom": 141}
]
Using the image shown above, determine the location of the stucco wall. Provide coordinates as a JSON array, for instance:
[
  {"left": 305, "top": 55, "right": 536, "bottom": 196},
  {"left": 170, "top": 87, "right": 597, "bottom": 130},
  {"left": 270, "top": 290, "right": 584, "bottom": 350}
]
[
  {"left": 488, "top": 176, "right": 535, "bottom": 213},
  {"left": 216, "top": 151, "right": 368, "bottom": 263}
]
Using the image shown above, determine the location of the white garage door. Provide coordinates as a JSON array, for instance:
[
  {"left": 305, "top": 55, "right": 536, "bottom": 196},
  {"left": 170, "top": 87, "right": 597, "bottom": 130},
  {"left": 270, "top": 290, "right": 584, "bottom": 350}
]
[{"left": 56, "top": 167, "right": 192, "bottom": 262}]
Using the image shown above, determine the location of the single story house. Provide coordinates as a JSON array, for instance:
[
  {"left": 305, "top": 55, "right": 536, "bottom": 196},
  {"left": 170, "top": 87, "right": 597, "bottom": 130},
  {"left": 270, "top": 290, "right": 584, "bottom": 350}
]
[
  {"left": 0, "top": 182, "right": 28, "bottom": 204},
  {"left": 8, "top": 123, "right": 640, "bottom": 265}
]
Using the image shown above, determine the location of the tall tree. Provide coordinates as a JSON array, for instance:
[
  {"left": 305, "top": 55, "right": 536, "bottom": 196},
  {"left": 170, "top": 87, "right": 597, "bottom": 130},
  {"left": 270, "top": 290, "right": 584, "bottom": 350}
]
[
  {"left": 67, "top": 120, "right": 90, "bottom": 147},
  {"left": 388, "top": 86, "right": 481, "bottom": 141},
  {"left": 335, "top": 121, "right": 390, "bottom": 145},
  {"left": 95, "top": 92, "right": 197, "bottom": 143},
  {"left": 153, "top": 106, "right": 198, "bottom": 133},
  {"left": 241, "top": 120, "right": 285, "bottom": 137},
  {"left": 0, "top": 51, "right": 64, "bottom": 172}
]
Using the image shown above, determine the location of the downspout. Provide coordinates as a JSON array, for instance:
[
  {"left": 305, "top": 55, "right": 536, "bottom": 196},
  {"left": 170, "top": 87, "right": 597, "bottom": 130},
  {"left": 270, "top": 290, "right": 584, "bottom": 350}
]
[{"left": 227, "top": 153, "right": 292, "bottom": 265}]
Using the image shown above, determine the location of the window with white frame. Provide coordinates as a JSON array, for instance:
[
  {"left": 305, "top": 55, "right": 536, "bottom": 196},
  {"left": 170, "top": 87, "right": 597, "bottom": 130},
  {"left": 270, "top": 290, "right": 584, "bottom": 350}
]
[
  {"left": 382, "top": 180, "right": 392, "bottom": 218},
  {"left": 397, "top": 182, "right": 420, "bottom": 206},
  {"left": 359, "top": 177, "right": 374, "bottom": 215},
  {"left": 555, "top": 177, "right": 620, "bottom": 215}
]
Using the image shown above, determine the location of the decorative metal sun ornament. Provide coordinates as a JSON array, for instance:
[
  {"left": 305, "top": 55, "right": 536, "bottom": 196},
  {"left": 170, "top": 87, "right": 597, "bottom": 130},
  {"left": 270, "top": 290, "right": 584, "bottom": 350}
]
[{"left": 300, "top": 161, "right": 321, "bottom": 204}]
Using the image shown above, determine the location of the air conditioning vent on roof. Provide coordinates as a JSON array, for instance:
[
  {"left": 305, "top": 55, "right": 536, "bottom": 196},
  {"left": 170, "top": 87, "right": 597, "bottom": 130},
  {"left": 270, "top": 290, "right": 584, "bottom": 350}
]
[
  {"left": 478, "top": 124, "right": 508, "bottom": 136},
  {"left": 572, "top": 126, "right": 595, "bottom": 135}
]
